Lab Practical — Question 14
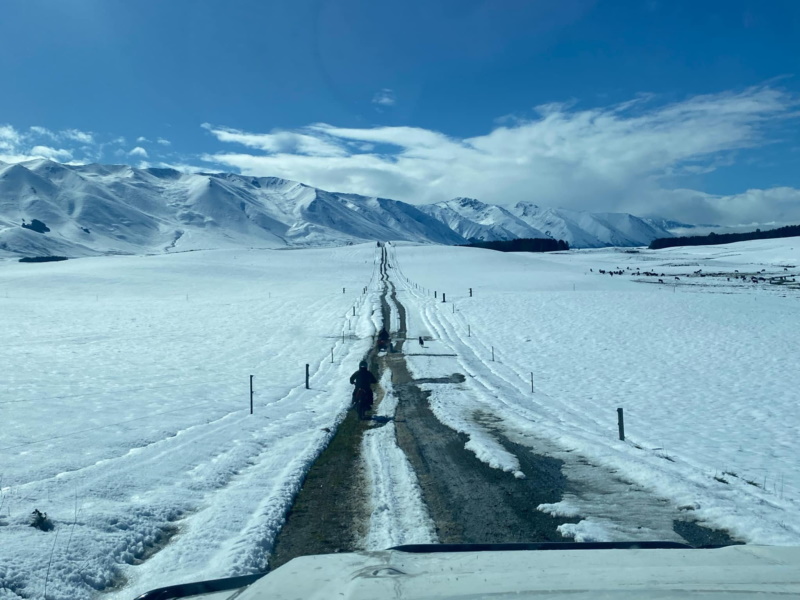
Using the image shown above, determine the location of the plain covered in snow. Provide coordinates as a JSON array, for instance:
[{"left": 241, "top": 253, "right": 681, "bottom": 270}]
[
  {"left": 388, "top": 237, "right": 800, "bottom": 546},
  {"left": 0, "top": 245, "right": 381, "bottom": 600},
  {"left": 2, "top": 236, "right": 800, "bottom": 600}
]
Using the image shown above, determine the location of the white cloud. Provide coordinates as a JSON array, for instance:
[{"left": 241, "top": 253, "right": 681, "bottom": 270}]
[
  {"left": 135, "top": 160, "right": 211, "bottom": 174},
  {"left": 202, "top": 86, "right": 800, "bottom": 225},
  {"left": 157, "top": 137, "right": 171, "bottom": 146},
  {"left": 62, "top": 128, "right": 94, "bottom": 144},
  {"left": 0, "top": 124, "right": 176, "bottom": 168},
  {"left": 30, "top": 145, "right": 74, "bottom": 161},
  {"left": 0, "top": 124, "right": 23, "bottom": 151},
  {"left": 1, "top": 125, "right": 77, "bottom": 163},
  {"left": 28, "top": 126, "right": 56, "bottom": 138},
  {"left": 136, "top": 136, "right": 151, "bottom": 143},
  {"left": 202, "top": 123, "right": 348, "bottom": 157},
  {"left": 372, "top": 88, "right": 396, "bottom": 107},
  {"left": 650, "top": 187, "right": 800, "bottom": 227}
]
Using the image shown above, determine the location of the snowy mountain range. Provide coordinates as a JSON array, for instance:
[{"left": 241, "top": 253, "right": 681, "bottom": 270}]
[{"left": 0, "top": 160, "right": 675, "bottom": 257}]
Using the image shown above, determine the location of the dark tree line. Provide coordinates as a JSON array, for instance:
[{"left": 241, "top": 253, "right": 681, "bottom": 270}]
[
  {"left": 649, "top": 224, "right": 800, "bottom": 250},
  {"left": 461, "top": 238, "right": 569, "bottom": 253},
  {"left": 19, "top": 256, "right": 68, "bottom": 263}
]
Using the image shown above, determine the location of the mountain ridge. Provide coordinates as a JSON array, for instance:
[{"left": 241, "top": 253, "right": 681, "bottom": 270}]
[{"left": 0, "top": 159, "right": 675, "bottom": 257}]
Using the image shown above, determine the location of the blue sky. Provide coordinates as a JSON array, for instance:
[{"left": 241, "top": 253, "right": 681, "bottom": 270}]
[{"left": 1, "top": 0, "right": 799, "bottom": 224}]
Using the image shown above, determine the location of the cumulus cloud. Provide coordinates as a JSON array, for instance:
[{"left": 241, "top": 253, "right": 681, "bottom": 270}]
[
  {"left": 372, "top": 88, "right": 396, "bottom": 107},
  {"left": 129, "top": 146, "right": 149, "bottom": 158},
  {"left": 202, "top": 86, "right": 800, "bottom": 225},
  {"left": 30, "top": 145, "right": 74, "bottom": 161},
  {"left": 157, "top": 137, "right": 171, "bottom": 146},
  {"left": 136, "top": 136, "right": 151, "bottom": 143}
]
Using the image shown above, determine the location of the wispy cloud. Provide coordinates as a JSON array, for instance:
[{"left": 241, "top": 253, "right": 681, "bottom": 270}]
[
  {"left": 62, "top": 128, "right": 94, "bottom": 144},
  {"left": 28, "top": 126, "right": 55, "bottom": 138},
  {"left": 201, "top": 123, "right": 348, "bottom": 157},
  {"left": 156, "top": 137, "right": 171, "bottom": 146},
  {"left": 372, "top": 88, "right": 396, "bottom": 107},
  {"left": 201, "top": 85, "right": 800, "bottom": 225}
]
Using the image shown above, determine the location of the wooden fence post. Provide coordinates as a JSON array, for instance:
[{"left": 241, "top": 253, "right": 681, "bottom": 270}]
[{"left": 617, "top": 408, "right": 625, "bottom": 441}]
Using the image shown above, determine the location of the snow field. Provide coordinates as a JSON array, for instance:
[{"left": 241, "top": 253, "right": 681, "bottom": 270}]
[
  {"left": 360, "top": 369, "right": 437, "bottom": 549},
  {"left": 0, "top": 245, "right": 382, "bottom": 600},
  {"left": 387, "top": 240, "right": 800, "bottom": 545}
]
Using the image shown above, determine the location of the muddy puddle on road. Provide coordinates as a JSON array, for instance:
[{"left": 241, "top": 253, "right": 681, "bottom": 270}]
[
  {"left": 473, "top": 412, "right": 739, "bottom": 547},
  {"left": 488, "top": 413, "right": 739, "bottom": 547}
]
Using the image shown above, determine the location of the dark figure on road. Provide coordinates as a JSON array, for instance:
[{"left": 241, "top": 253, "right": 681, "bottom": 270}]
[
  {"left": 377, "top": 328, "right": 390, "bottom": 351},
  {"left": 419, "top": 336, "right": 425, "bottom": 347},
  {"left": 350, "top": 360, "right": 377, "bottom": 420}
]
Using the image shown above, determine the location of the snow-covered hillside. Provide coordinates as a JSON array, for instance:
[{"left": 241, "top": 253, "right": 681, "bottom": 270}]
[
  {"left": 512, "top": 202, "right": 674, "bottom": 248},
  {"left": 0, "top": 160, "right": 463, "bottom": 258},
  {"left": 0, "top": 159, "right": 676, "bottom": 258},
  {"left": 416, "top": 197, "right": 548, "bottom": 242}
]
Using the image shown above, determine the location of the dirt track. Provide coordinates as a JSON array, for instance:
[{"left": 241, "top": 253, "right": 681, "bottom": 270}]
[{"left": 268, "top": 246, "right": 737, "bottom": 570}]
